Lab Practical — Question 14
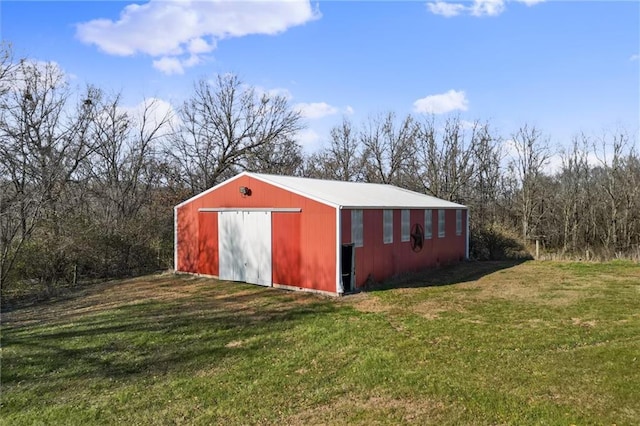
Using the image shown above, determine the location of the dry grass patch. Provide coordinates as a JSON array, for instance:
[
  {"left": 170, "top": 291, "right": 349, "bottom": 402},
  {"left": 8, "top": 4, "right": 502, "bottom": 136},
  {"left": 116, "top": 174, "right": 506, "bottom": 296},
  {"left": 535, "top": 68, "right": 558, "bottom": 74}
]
[
  {"left": 3, "top": 274, "right": 206, "bottom": 327},
  {"left": 361, "top": 260, "right": 640, "bottom": 316},
  {"left": 469, "top": 263, "right": 585, "bottom": 305},
  {"left": 350, "top": 293, "right": 389, "bottom": 314},
  {"left": 3, "top": 273, "right": 322, "bottom": 328},
  {"left": 286, "top": 395, "right": 453, "bottom": 425},
  {"left": 571, "top": 317, "right": 597, "bottom": 328}
]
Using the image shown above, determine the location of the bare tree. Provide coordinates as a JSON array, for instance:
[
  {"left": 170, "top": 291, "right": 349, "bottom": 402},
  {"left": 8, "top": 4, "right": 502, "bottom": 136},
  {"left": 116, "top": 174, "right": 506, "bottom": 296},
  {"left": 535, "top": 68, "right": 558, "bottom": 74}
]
[
  {"left": 556, "top": 135, "right": 591, "bottom": 252},
  {"left": 243, "top": 135, "right": 304, "bottom": 176},
  {"left": 508, "top": 124, "right": 550, "bottom": 242},
  {"left": 414, "top": 116, "right": 477, "bottom": 203},
  {"left": 470, "top": 122, "right": 503, "bottom": 224},
  {"left": 361, "top": 112, "right": 417, "bottom": 185},
  {"left": 75, "top": 91, "right": 173, "bottom": 275},
  {"left": 0, "top": 59, "right": 95, "bottom": 290},
  {"left": 592, "top": 129, "right": 639, "bottom": 252},
  {"left": 325, "top": 117, "right": 364, "bottom": 181},
  {"left": 86, "top": 92, "right": 171, "bottom": 221},
  {"left": 304, "top": 117, "right": 364, "bottom": 181},
  {"left": 167, "top": 74, "right": 304, "bottom": 194},
  {"left": 0, "top": 42, "right": 19, "bottom": 98},
  {"left": 300, "top": 151, "right": 328, "bottom": 179}
]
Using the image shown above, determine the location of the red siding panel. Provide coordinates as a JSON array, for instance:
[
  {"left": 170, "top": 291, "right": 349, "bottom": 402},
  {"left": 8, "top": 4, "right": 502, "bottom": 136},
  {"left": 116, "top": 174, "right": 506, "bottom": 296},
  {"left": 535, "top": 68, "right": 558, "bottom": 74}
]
[
  {"left": 198, "top": 212, "right": 218, "bottom": 276},
  {"left": 176, "top": 175, "right": 336, "bottom": 293},
  {"left": 176, "top": 203, "right": 198, "bottom": 273},
  {"left": 272, "top": 212, "right": 301, "bottom": 287},
  {"left": 299, "top": 208, "right": 336, "bottom": 293},
  {"left": 340, "top": 208, "right": 467, "bottom": 289}
]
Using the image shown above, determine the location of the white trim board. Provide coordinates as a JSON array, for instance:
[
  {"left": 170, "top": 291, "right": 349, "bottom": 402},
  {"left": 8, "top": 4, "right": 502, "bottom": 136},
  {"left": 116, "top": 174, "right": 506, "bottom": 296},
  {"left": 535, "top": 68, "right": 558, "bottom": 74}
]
[
  {"left": 336, "top": 207, "right": 342, "bottom": 294},
  {"left": 173, "top": 206, "right": 178, "bottom": 271},
  {"left": 198, "top": 207, "right": 301, "bottom": 213}
]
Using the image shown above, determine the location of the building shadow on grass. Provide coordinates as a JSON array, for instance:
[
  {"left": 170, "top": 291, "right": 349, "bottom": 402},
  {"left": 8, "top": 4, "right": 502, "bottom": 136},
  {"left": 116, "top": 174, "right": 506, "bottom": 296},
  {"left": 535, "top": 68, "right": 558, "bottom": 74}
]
[
  {"left": 1, "top": 274, "right": 339, "bottom": 386},
  {"left": 363, "top": 260, "right": 528, "bottom": 292}
]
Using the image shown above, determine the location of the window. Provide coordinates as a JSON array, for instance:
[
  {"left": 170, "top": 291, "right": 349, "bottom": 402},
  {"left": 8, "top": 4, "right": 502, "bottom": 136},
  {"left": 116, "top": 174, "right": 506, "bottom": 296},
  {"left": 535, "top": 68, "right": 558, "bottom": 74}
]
[
  {"left": 351, "top": 209, "right": 363, "bottom": 247},
  {"left": 438, "top": 209, "right": 445, "bottom": 238},
  {"left": 383, "top": 210, "right": 393, "bottom": 244},
  {"left": 401, "top": 209, "right": 410, "bottom": 242},
  {"left": 424, "top": 209, "right": 432, "bottom": 239},
  {"left": 456, "top": 209, "right": 462, "bottom": 236}
]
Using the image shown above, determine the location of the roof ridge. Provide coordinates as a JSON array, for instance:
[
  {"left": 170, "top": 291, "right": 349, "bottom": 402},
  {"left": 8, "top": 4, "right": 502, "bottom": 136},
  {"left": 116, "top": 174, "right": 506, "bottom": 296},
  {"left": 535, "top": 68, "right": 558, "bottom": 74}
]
[{"left": 252, "top": 172, "right": 397, "bottom": 187}]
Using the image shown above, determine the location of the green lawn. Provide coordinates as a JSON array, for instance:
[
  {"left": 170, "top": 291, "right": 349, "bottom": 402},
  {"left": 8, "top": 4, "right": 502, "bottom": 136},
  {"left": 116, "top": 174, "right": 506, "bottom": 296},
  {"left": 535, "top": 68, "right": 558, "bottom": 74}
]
[{"left": 2, "top": 261, "right": 639, "bottom": 425}]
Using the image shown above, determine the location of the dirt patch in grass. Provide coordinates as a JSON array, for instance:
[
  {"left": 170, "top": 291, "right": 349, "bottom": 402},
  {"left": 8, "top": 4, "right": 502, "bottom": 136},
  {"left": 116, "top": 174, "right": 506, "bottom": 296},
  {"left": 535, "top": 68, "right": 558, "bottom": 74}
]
[
  {"left": 411, "top": 299, "right": 468, "bottom": 320},
  {"left": 349, "top": 294, "right": 388, "bottom": 314},
  {"left": 349, "top": 275, "right": 496, "bottom": 319},
  {"left": 286, "top": 395, "right": 452, "bottom": 425},
  {"left": 571, "top": 317, "right": 597, "bottom": 328},
  {"left": 350, "top": 293, "right": 461, "bottom": 320}
]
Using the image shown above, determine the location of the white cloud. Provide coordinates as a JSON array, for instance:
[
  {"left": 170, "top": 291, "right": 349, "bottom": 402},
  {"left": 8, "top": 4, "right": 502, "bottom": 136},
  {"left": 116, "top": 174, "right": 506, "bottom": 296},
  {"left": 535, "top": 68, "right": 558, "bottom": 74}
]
[
  {"left": 413, "top": 90, "right": 469, "bottom": 114},
  {"left": 630, "top": 53, "right": 639, "bottom": 61},
  {"left": 253, "top": 85, "right": 293, "bottom": 101},
  {"left": 517, "top": 0, "right": 546, "bottom": 5},
  {"left": 183, "top": 54, "right": 203, "bottom": 68},
  {"left": 344, "top": 106, "right": 355, "bottom": 115},
  {"left": 544, "top": 150, "right": 606, "bottom": 175},
  {"left": 188, "top": 38, "right": 216, "bottom": 55},
  {"left": 296, "top": 128, "right": 321, "bottom": 149},
  {"left": 120, "top": 97, "right": 178, "bottom": 137},
  {"left": 471, "top": 0, "right": 506, "bottom": 17},
  {"left": 427, "top": 0, "right": 544, "bottom": 18},
  {"left": 295, "top": 102, "right": 339, "bottom": 119},
  {"left": 427, "top": 1, "right": 466, "bottom": 17},
  {"left": 544, "top": 153, "right": 563, "bottom": 174},
  {"left": 76, "top": 0, "right": 320, "bottom": 74},
  {"left": 152, "top": 52, "right": 207, "bottom": 75},
  {"left": 502, "top": 138, "right": 518, "bottom": 160},
  {"left": 460, "top": 119, "right": 478, "bottom": 130},
  {"left": 152, "top": 57, "right": 184, "bottom": 75}
]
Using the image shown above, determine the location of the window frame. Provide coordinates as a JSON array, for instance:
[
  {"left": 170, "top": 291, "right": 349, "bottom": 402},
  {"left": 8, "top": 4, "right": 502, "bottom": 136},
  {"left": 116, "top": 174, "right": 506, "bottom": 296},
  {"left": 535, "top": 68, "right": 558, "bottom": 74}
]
[
  {"left": 351, "top": 209, "right": 363, "bottom": 247},
  {"left": 424, "top": 209, "right": 432, "bottom": 239},
  {"left": 456, "top": 209, "right": 462, "bottom": 236},
  {"left": 383, "top": 209, "right": 393, "bottom": 244},
  {"left": 401, "top": 209, "right": 410, "bottom": 242},
  {"left": 438, "top": 209, "right": 445, "bottom": 238}
]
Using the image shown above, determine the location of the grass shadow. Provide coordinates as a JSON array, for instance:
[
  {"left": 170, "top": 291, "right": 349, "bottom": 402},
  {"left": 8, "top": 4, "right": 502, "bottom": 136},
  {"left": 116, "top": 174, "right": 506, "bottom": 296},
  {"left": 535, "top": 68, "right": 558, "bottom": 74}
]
[
  {"left": 363, "top": 260, "right": 528, "bottom": 292},
  {"left": 2, "top": 274, "right": 339, "bottom": 385}
]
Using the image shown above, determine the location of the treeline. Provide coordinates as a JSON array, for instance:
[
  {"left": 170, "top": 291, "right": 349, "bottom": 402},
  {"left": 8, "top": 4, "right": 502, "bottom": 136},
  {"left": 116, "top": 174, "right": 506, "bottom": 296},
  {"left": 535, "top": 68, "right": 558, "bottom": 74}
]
[
  {"left": 305, "top": 116, "right": 639, "bottom": 260},
  {"left": 1, "top": 46, "right": 638, "bottom": 302}
]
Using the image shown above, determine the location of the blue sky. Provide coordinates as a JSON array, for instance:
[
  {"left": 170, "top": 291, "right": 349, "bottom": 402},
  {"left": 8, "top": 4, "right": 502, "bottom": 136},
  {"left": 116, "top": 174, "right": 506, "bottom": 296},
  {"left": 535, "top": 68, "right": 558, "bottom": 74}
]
[{"left": 2, "top": 0, "right": 639, "bottom": 155}]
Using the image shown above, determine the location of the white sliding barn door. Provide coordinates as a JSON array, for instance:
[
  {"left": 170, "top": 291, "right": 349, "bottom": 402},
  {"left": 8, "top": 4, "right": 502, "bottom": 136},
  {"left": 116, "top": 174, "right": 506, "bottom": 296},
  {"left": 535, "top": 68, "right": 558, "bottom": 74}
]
[
  {"left": 218, "top": 211, "right": 272, "bottom": 286},
  {"left": 218, "top": 211, "right": 245, "bottom": 282},
  {"left": 243, "top": 211, "right": 272, "bottom": 286}
]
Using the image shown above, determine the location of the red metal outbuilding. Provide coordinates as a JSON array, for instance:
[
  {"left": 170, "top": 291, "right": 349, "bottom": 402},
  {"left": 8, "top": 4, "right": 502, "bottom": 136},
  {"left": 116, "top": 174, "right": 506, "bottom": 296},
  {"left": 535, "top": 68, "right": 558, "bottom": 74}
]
[{"left": 175, "top": 172, "right": 468, "bottom": 296}]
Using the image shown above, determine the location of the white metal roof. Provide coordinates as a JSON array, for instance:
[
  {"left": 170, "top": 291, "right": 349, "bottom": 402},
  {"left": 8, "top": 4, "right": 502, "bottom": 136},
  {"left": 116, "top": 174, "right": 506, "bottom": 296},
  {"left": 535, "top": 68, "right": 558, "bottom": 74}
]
[{"left": 248, "top": 172, "right": 466, "bottom": 209}]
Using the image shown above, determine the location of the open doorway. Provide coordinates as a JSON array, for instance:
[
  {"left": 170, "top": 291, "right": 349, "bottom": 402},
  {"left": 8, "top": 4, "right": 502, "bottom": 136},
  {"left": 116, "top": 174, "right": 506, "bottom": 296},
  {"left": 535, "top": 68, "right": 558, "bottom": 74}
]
[{"left": 341, "top": 244, "right": 355, "bottom": 293}]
